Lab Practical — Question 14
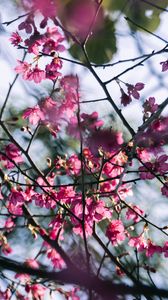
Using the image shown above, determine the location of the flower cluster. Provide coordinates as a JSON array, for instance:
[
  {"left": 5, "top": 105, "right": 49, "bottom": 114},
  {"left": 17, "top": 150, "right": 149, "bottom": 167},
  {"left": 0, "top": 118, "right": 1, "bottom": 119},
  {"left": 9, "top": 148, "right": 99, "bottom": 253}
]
[
  {"left": 11, "top": 25, "right": 65, "bottom": 84},
  {"left": 120, "top": 82, "right": 145, "bottom": 106}
]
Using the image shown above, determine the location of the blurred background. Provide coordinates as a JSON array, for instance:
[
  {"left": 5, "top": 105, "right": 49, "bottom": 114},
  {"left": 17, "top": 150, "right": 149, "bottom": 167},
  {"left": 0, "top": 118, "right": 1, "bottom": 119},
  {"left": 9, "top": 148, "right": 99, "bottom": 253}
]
[{"left": 1, "top": 1, "right": 168, "bottom": 299}]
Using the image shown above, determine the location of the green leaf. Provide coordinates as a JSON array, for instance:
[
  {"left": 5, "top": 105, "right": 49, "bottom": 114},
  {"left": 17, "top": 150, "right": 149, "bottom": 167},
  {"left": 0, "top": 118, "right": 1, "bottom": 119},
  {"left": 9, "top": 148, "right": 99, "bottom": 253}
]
[
  {"left": 103, "top": 0, "right": 168, "bottom": 33},
  {"left": 69, "top": 17, "right": 117, "bottom": 64}
]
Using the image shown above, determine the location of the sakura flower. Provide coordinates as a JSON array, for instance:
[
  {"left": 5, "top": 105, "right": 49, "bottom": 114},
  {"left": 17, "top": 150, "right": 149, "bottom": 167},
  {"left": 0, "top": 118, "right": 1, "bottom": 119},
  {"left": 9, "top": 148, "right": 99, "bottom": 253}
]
[
  {"left": 48, "top": 215, "right": 64, "bottom": 240},
  {"left": 146, "top": 240, "right": 162, "bottom": 257},
  {"left": 9, "top": 189, "right": 24, "bottom": 205},
  {"left": 139, "top": 162, "right": 155, "bottom": 180},
  {"left": 22, "top": 105, "right": 45, "bottom": 125},
  {"left": 87, "top": 198, "right": 112, "bottom": 222},
  {"left": 25, "top": 35, "right": 42, "bottom": 55},
  {"left": 80, "top": 111, "right": 104, "bottom": 130},
  {"left": 18, "top": 15, "right": 34, "bottom": 34},
  {"left": 42, "top": 39, "right": 65, "bottom": 54},
  {"left": 162, "top": 241, "right": 168, "bottom": 257},
  {"left": 10, "top": 31, "right": 22, "bottom": 46},
  {"left": 71, "top": 197, "right": 111, "bottom": 237},
  {"left": 87, "top": 129, "right": 123, "bottom": 155},
  {"left": 15, "top": 60, "right": 31, "bottom": 80},
  {"left": 143, "top": 97, "right": 158, "bottom": 114},
  {"left": 7, "top": 202, "right": 23, "bottom": 215},
  {"left": 27, "top": 65, "right": 45, "bottom": 83},
  {"left": 5, "top": 143, "right": 22, "bottom": 161},
  {"left": 0, "top": 288, "right": 11, "bottom": 300},
  {"left": 136, "top": 122, "right": 168, "bottom": 153},
  {"left": 103, "top": 160, "right": 123, "bottom": 178},
  {"left": 57, "top": 186, "right": 76, "bottom": 205},
  {"left": 126, "top": 205, "right": 144, "bottom": 223},
  {"left": 4, "top": 217, "right": 15, "bottom": 231},
  {"left": 39, "top": 97, "right": 58, "bottom": 125},
  {"left": 106, "top": 220, "right": 125, "bottom": 245},
  {"left": 127, "top": 82, "right": 145, "bottom": 100},
  {"left": 45, "top": 58, "right": 62, "bottom": 80},
  {"left": 139, "top": 155, "right": 168, "bottom": 180},
  {"left": 160, "top": 59, "right": 168, "bottom": 72},
  {"left": 120, "top": 88, "right": 131, "bottom": 106},
  {"left": 100, "top": 180, "right": 118, "bottom": 193},
  {"left": 66, "top": 154, "right": 81, "bottom": 176},
  {"left": 45, "top": 26, "right": 64, "bottom": 41},
  {"left": 1, "top": 242, "right": 12, "bottom": 255},
  {"left": 15, "top": 273, "right": 31, "bottom": 283},
  {"left": 32, "top": 193, "right": 46, "bottom": 208},
  {"left": 0, "top": 143, "right": 23, "bottom": 169},
  {"left": 60, "top": 75, "right": 78, "bottom": 95},
  {"left": 155, "top": 155, "right": 168, "bottom": 174},
  {"left": 25, "top": 259, "right": 39, "bottom": 269},
  {"left": 26, "top": 284, "right": 46, "bottom": 300},
  {"left": 57, "top": 287, "right": 80, "bottom": 300},
  {"left": 46, "top": 247, "right": 65, "bottom": 269},
  {"left": 42, "top": 39, "right": 57, "bottom": 54},
  {"left": 161, "top": 183, "right": 168, "bottom": 197},
  {"left": 136, "top": 147, "right": 151, "bottom": 162},
  {"left": 129, "top": 235, "right": 147, "bottom": 252}
]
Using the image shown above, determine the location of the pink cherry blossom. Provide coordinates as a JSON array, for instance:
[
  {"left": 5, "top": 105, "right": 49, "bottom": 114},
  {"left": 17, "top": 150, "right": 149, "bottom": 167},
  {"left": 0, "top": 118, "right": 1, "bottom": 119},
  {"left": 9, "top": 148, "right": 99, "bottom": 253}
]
[
  {"left": 26, "top": 284, "right": 46, "bottom": 300},
  {"left": 139, "top": 162, "right": 155, "bottom": 180},
  {"left": 18, "top": 21, "right": 33, "bottom": 34},
  {"left": 25, "top": 35, "right": 42, "bottom": 55},
  {"left": 25, "top": 259, "right": 39, "bottom": 269},
  {"left": 139, "top": 155, "right": 168, "bottom": 180},
  {"left": 45, "top": 243, "right": 65, "bottom": 269},
  {"left": 15, "top": 273, "right": 31, "bottom": 283},
  {"left": 87, "top": 129, "right": 123, "bottom": 155},
  {"left": 160, "top": 59, "right": 168, "bottom": 72},
  {"left": 45, "top": 58, "right": 62, "bottom": 80},
  {"left": 27, "top": 65, "right": 46, "bottom": 83},
  {"left": 7, "top": 202, "right": 23, "bottom": 215},
  {"left": 9, "top": 189, "right": 24, "bottom": 205},
  {"left": 161, "top": 183, "right": 168, "bottom": 197},
  {"left": 22, "top": 105, "right": 45, "bottom": 125},
  {"left": 127, "top": 82, "right": 145, "bottom": 100},
  {"left": 71, "top": 197, "right": 111, "bottom": 237},
  {"left": 1, "top": 242, "right": 12, "bottom": 255},
  {"left": 162, "top": 241, "right": 168, "bottom": 257},
  {"left": 143, "top": 97, "right": 158, "bottom": 114},
  {"left": 129, "top": 235, "right": 147, "bottom": 252},
  {"left": 66, "top": 154, "right": 81, "bottom": 176},
  {"left": 4, "top": 217, "right": 15, "bottom": 231},
  {"left": 14, "top": 60, "right": 31, "bottom": 80},
  {"left": 100, "top": 180, "right": 118, "bottom": 194},
  {"left": 0, "top": 288, "right": 11, "bottom": 300},
  {"left": 145, "top": 240, "right": 162, "bottom": 257},
  {"left": 48, "top": 215, "right": 64, "bottom": 240},
  {"left": 106, "top": 220, "right": 125, "bottom": 245},
  {"left": 10, "top": 32, "right": 22, "bottom": 46},
  {"left": 126, "top": 205, "right": 144, "bottom": 223},
  {"left": 57, "top": 186, "right": 76, "bottom": 205},
  {"left": 81, "top": 112, "right": 104, "bottom": 130},
  {"left": 120, "top": 88, "right": 131, "bottom": 106},
  {"left": 0, "top": 143, "right": 23, "bottom": 169}
]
